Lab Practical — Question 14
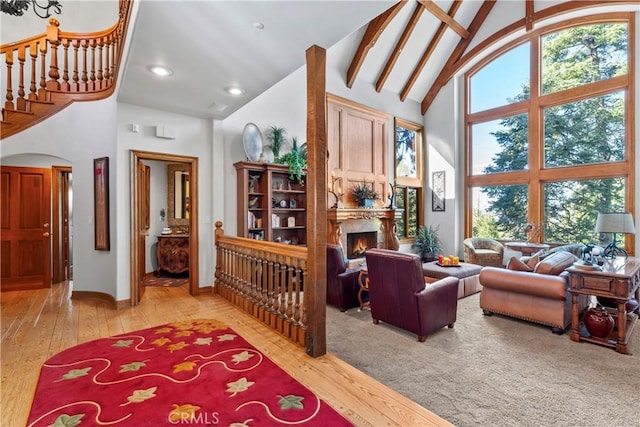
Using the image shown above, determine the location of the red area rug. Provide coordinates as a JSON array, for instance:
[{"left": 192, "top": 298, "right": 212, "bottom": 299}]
[{"left": 27, "top": 319, "right": 351, "bottom": 426}]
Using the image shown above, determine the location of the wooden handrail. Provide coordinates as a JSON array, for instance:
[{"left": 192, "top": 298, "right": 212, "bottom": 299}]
[
  {"left": 1, "top": 0, "right": 132, "bottom": 137},
  {"left": 214, "top": 222, "right": 310, "bottom": 348}
]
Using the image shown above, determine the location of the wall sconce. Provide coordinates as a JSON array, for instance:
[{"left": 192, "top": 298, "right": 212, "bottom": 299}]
[{"left": 595, "top": 212, "right": 636, "bottom": 258}]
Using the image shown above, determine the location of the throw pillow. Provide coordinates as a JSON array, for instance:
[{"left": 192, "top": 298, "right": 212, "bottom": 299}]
[
  {"left": 533, "top": 251, "right": 578, "bottom": 275},
  {"left": 525, "top": 255, "right": 539, "bottom": 270},
  {"left": 507, "top": 257, "right": 533, "bottom": 272}
]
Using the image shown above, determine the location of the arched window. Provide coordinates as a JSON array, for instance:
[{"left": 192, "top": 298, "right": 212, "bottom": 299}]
[{"left": 465, "top": 13, "right": 635, "bottom": 253}]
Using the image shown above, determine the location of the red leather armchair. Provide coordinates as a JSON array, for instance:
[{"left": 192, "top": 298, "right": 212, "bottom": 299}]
[
  {"left": 327, "top": 244, "right": 361, "bottom": 312},
  {"left": 365, "top": 249, "right": 459, "bottom": 342}
]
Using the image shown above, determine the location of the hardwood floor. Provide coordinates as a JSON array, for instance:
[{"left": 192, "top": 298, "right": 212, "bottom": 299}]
[{"left": 1, "top": 281, "right": 451, "bottom": 427}]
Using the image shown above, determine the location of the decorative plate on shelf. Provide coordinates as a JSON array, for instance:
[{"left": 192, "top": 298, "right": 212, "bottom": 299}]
[{"left": 242, "top": 123, "right": 263, "bottom": 162}]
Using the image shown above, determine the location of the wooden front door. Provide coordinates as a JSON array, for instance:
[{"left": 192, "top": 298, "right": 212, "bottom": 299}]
[{"left": 1, "top": 166, "right": 52, "bottom": 291}]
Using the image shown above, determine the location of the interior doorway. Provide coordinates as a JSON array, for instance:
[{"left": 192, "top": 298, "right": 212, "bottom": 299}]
[
  {"left": 52, "top": 166, "right": 73, "bottom": 283},
  {"left": 130, "top": 151, "right": 199, "bottom": 306}
]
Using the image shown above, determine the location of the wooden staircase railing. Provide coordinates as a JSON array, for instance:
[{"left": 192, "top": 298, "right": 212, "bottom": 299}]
[
  {"left": 214, "top": 222, "right": 310, "bottom": 349},
  {"left": 1, "top": 0, "right": 132, "bottom": 138}
]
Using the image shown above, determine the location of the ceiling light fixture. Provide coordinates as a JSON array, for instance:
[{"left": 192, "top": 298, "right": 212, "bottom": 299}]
[
  {"left": 253, "top": 21, "right": 264, "bottom": 30},
  {"left": 148, "top": 65, "right": 173, "bottom": 77},
  {"left": 1, "top": 0, "right": 62, "bottom": 18},
  {"left": 226, "top": 87, "right": 245, "bottom": 96}
]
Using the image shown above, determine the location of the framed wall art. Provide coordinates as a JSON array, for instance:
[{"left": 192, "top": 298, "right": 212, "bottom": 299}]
[
  {"left": 432, "top": 171, "right": 445, "bottom": 212},
  {"left": 94, "top": 156, "right": 110, "bottom": 250}
]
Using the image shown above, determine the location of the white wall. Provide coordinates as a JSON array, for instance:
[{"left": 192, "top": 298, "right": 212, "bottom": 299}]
[
  {"left": 116, "top": 103, "right": 215, "bottom": 299},
  {"left": 1, "top": 97, "right": 119, "bottom": 297},
  {"left": 222, "top": 38, "right": 423, "bottom": 239}
]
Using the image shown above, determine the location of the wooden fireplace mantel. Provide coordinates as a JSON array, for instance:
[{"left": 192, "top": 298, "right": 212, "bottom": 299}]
[{"left": 327, "top": 208, "right": 399, "bottom": 251}]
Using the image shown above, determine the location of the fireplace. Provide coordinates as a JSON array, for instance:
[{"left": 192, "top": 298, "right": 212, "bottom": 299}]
[{"left": 346, "top": 231, "right": 377, "bottom": 259}]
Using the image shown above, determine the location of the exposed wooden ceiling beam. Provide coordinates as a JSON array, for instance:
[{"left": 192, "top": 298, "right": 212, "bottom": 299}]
[
  {"left": 421, "top": 0, "right": 497, "bottom": 114},
  {"left": 375, "top": 2, "right": 425, "bottom": 93},
  {"left": 525, "top": 0, "right": 534, "bottom": 32},
  {"left": 346, "top": 1, "right": 407, "bottom": 89},
  {"left": 400, "top": 0, "right": 463, "bottom": 102},
  {"left": 421, "top": 0, "right": 469, "bottom": 39}
]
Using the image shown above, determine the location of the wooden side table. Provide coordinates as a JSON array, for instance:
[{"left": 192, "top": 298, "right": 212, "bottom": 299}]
[{"left": 567, "top": 257, "right": 640, "bottom": 355}]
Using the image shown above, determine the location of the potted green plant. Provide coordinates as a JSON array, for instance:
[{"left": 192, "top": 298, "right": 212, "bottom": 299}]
[
  {"left": 278, "top": 137, "right": 307, "bottom": 184},
  {"left": 351, "top": 180, "right": 379, "bottom": 208},
  {"left": 265, "top": 126, "right": 287, "bottom": 162},
  {"left": 412, "top": 225, "right": 443, "bottom": 262}
]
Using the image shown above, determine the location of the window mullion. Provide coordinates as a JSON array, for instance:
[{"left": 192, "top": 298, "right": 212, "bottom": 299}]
[{"left": 529, "top": 35, "right": 543, "bottom": 238}]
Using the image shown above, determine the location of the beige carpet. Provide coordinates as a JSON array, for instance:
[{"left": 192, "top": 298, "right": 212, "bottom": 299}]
[{"left": 327, "top": 293, "right": 640, "bottom": 427}]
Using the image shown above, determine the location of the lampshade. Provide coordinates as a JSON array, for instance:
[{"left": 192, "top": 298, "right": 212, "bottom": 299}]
[{"left": 595, "top": 212, "right": 636, "bottom": 234}]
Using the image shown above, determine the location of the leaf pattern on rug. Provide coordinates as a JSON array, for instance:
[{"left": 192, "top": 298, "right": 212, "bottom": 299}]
[
  {"left": 51, "top": 413, "right": 84, "bottom": 427},
  {"left": 167, "top": 341, "right": 189, "bottom": 352},
  {"left": 151, "top": 337, "right": 171, "bottom": 346},
  {"left": 123, "top": 387, "right": 157, "bottom": 404},
  {"left": 112, "top": 339, "right": 133, "bottom": 348},
  {"left": 168, "top": 403, "right": 200, "bottom": 423},
  {"left": 218, "top": 333, "right": 237, "bottom": 342},
  {"left": 278, "top": 395, "right": 304, "bottom": 410},
  {"left": 57, "top": 367, "right": 91, "bottom": 381},
  {"left": 119, "top": 361, "right": 147, "bottom": 373},
  {"left": 227, "top": 377, "right": 255, "bottom": 396},
  {"left": 173, "top": 361, "right": 196, "bottom": 373},
  {"left": 194, "top": 336, "right": 213, "bottom": 345},
  {"left": 232, "top": 350, "right": 254, "bottom": 364}
]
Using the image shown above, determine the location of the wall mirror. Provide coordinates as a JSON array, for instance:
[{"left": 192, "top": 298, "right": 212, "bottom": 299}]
[{"left": 167, "top": 163, "right": 190, "bottom": 231}]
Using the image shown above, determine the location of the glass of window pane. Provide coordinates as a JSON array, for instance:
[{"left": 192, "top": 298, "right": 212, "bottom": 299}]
[
  {"left": 541, "top": 23, "right": 628, "bottom": 95},
  {"left": 396, "top": 127, "right": 418, "bottom": 178},
  {"left": 471, "top": 115, "right": 528, "bottom": 175},
  {"left": 469, "top": 42, "right": 530, "bottom": 113},
  {"left": 543, "top": 178, "right": 625, "bottom": 244},
  {"left": 544, "top": 92, "right": 625, "bottom": 167},
  {"left": 471, "top": 185, "right": 528, "bottom": 240},
  {"left": 407, "top": 188, "right": 418, "bottom": 238},
  {"left": 395, "top": 187, "right": 406, "bottom": 239}
]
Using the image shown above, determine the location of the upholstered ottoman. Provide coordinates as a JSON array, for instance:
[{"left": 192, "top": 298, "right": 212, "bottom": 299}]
[{"left": 422, "top": 261, "right": 483, "bottom": 298}]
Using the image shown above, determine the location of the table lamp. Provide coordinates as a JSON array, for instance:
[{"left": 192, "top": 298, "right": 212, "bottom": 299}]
[{"left": 594, "top": 212, "right": 636, "bottom": 258}]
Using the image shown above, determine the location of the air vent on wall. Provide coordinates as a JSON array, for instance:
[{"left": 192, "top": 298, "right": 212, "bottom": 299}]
[{"left": 155, "top": 125, "right": 176, "bottom": 139}]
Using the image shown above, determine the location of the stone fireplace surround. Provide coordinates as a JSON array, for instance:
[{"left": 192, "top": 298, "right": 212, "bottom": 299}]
[{"left": 327, "top": 208, "right": 398, "bottom": 257}]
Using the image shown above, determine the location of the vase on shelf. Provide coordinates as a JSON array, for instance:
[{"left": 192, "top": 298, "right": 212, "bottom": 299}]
[{"left": 582, "top": 307, "right": 615, "bottom": 339}]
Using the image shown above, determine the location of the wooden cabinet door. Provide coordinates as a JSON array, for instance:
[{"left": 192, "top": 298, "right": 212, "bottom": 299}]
[{"left": 1, "top": 166, "right": 51, "bottom": 291}]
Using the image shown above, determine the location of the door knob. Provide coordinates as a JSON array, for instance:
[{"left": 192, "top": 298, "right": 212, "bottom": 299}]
[
  {"left": 43, "top": 232, "right": 50, "bottom": 237},
  {"left": 43, "top": 223, "right": 50, "bottom": 227}
]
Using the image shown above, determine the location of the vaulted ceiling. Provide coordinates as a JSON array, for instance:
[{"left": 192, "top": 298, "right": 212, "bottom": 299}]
[{"left": 116, "top": 0, "right": 638, "bottom": 120}]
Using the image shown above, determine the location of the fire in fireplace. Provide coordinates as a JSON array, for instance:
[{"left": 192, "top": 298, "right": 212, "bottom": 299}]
[{"left": 346, "top": 231, "right": 377, "bottom": 259}]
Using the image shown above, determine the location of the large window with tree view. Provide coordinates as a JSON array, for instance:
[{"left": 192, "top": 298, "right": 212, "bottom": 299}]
[{"left": 465, "top": 14, "right": 634, "bottom": 251}]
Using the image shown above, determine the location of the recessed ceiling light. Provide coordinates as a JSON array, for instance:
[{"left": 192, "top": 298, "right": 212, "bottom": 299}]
[
  {"left": 253, "top": 22, "right": 264, "bottom": 30},
  {"left": 148, "top": 65, "right": 173, "bottom": 77},
  {"left": 226, "top": 86, "right": 245, "bottom": 96}
]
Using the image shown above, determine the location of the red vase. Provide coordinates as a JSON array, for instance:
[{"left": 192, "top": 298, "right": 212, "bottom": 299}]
[{"left": 583, "top": 307, "right": 614, "bottom": 339}]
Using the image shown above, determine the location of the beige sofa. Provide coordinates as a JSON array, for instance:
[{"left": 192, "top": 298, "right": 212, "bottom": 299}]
[{"left": 479, "top": 251, "right": 587, "bottom": 333}]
